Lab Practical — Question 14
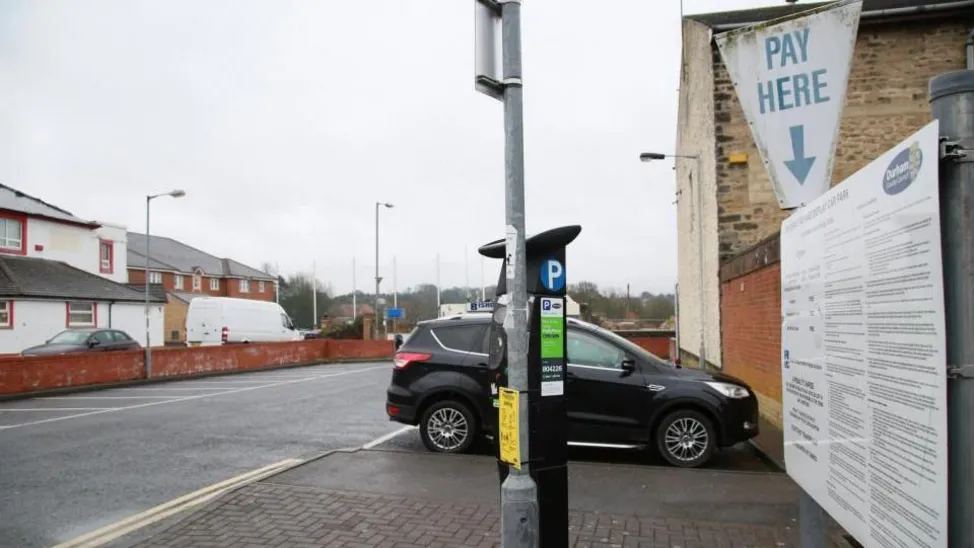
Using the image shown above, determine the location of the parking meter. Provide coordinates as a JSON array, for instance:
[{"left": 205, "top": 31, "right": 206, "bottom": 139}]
[{"left": 478, "top": 224, "right": 581, "bottom": 548}]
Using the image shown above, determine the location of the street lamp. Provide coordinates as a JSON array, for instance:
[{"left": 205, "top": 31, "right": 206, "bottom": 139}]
[
  {"left": 145, "top": 189, "right": 185, "bottom": 378},
  {"left": 375, "top": 201, "right": 394, "bottom": 341},
  {"left": 639, "top": 151, "right": 707, "bottom": 369}
]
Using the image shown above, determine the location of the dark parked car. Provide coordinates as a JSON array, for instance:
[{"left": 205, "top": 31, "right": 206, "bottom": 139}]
[
  {"left": 385, "top": 311, "right": 759, "bottom": 468},
  {"left": 21, "top": 328, "right": 142, "bottom": 357}
]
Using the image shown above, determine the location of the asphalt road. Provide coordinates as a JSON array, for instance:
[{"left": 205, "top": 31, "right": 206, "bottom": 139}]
[
  {"left": 0, "top": 361, "right": 398, "bottom": 548},
  {"left": 1, "top": 360, "right": 776, "bottom": 548}
]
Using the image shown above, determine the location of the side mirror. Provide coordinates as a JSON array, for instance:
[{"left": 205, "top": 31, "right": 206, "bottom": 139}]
[
  {"left": 621, "top": 358, "right": 636, "bottom": 374},
  {"left": 88, "top": 339, "right": 100, "bottom": 347},
  {"left": 394, "top": 334, "right": 404, "bottom": 351}
]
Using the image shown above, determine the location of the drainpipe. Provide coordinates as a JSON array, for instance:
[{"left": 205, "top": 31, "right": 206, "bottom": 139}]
[
  {"left": 967, "top": 27, "right": 973, "bottom": 69},
  {"left": 708, "top": 0, "right": 974, "bottom": 31},
  {"left": 108, "top": 301, "right": 114, "bottom": 328}
]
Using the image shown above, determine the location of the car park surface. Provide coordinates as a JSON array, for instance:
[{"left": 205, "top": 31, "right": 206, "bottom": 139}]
[{"left": 0, "top": 361, "right": 393, "bottom": 547}]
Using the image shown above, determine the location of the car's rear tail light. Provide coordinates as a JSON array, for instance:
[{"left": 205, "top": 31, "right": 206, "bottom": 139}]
[
  {"left": 393, "top": 352, "right": 431, "bottom": 369},
  {"left": 387, "top": 404, "right": 401, "bottom": 416},
  {"left": 221, "top": 326, "right": 228, "bottom": 343}
]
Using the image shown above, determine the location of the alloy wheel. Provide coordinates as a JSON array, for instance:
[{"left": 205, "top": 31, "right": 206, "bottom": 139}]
[
  {"left": 663, "top": 417, "right": 710, "bottom": 462},
  {"left": 426, "top": 407, "right": 470, "bottom": 451}
]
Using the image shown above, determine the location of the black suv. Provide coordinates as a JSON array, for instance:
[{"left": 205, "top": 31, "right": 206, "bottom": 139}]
[{"left": 385, "top": 312, "right": 759, "bottom": 468}]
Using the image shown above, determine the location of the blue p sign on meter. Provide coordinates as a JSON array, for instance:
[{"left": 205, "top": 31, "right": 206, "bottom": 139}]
[{"left": 540, "top": 258, "right": 565, "bottom": 292}]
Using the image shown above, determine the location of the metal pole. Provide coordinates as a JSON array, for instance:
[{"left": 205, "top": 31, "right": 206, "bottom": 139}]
[
  {"left": 930, "top": 69, "right": 974, "bottom": 548},
  {"left": 695, "top": 156, "right": 706, "bottom": 369},
  {"left": 436, "top": 253, "right": 441, "bottom": 312},
  {"left": 312, "top": 261, "right": 318, "bottom": 329},
  {"left": 144, "top": 196, "right": 152, "bottom": 379},
  {"left": 481, "top": 256, "right": 486, "bottom": 301},
  {"left": 393, "top": 256, "right": 398, "bottom": 334},
  {"left": 626, "top": 283, "right": 630, "bottom": 318},
  {"left": 374, "top": 202, "right": 380, "bottom": 341},
  {"left": 499, "top": 1, "right": 538, "bottom": 546},
  {"left": 352, "top": 257, "right": 357, "bottom": 319}
]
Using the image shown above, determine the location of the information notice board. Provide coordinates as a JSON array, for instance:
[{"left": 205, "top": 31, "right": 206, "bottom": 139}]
[{"left": 780, "top": 121, "right": 948, "bottom": 548}]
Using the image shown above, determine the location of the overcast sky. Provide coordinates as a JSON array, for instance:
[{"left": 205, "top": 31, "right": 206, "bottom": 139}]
[{"left": 1, "top": 0, "right": 772, "bottom": 296}]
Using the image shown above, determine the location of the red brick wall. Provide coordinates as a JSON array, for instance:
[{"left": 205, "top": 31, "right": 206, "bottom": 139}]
[
  {"left": 327, "top": 340, "right": 398, "bottom": 360},
  {"left": 611, "top": 331, "right": 674, "bottom": 360},
  {"left": 0, "top": 352, "right": 144, "bottom": 395},
  {"left": 225, "top": 279, "right": 275, "bottom": 301},
  {"left": 127, "top": 269, "right": 274, "bottom": 301},
  {"left": 0, "top": 339, "right": 394, "bottom": 396},
  {"left": 628, "top": 337, "right": 671, "bottom": 360},
  {"left": 720, "top": 262, "right": 782, "bottom": 407}
]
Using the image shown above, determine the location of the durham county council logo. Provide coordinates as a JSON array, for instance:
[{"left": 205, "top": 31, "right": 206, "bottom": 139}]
[{"left": 883, "top": 141, "right": 923, "bottom": 196}]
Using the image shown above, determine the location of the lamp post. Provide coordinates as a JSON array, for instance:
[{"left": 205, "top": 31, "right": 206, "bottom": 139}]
[
  {"left": 640, "top": 151, "right": 706, "bottom": 368},
  {"left": 375, "top": 201, "right": 394, "bottom": 340},
  {"left": 145, "top": 189, "right": 185, "bottom": 378}
]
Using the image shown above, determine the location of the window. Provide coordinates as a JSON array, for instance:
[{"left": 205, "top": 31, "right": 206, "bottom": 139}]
[
  {"left": 99, "top": 240, "right": 114, "bottom": 273},
  {"left": 174, "top": 275, "right": 184, "bottom": 290},
  {"left": 91, "top": 331, "right": 113, "bottom": 345},
  {"left": 112, "top": 331, "right": 133, "bottom": 342},
  {"left": 192, "top": 274, "right": 202, "bottom": 291},
  {"left": 209, "top": 278, "right": 220, "bottom": 290},
  {"left": 567, "top": 330, "right": 624, "bottom": 369},
  {"left": 50, "top": 330, "right": 90, "bottom": 344},
  {"left": 148, "top": 271, "right": 163, "bottom": 284},
  {"left": 258, "top": 281, "right": 265, "bottom": 293},
  {"left": 0, "top": 216, "right": 24, "bottom": 253},
  {"left": 433, "top": 324, "right": 487, "bottom": 353},
  {"left": 67, "top": 302, "right": 96, "bottom": 327},
  {"left": 281, "top": 314, "right": 294, "bottom": 329},
  {"left": 239, "top": 279, "right": 250, "bottom": 293},
  {"left": 170, "top": 330, "right": 180, "bottom": 341},
  {"left": 0, "top": 301, "right": 11, "bottom": 328}
]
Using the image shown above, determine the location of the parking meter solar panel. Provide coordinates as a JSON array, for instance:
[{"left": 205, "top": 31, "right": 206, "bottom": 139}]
[{"left": 479, "top": 224, "right": 580, "bottom": 548}]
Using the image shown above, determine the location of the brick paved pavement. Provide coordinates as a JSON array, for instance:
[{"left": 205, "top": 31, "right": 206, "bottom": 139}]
[{"left": 134, "top": 482, "right": 850, "bottom": 548}]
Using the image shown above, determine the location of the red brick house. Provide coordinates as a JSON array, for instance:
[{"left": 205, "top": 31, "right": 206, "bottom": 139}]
[{"left": 126, "top": 233, "right": 276, "bottom": 302}]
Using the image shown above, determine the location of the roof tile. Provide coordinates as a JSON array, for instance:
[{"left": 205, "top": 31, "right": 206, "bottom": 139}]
[
  {"left": 127, "top": 233, "right": 273, "bottom": 280},
  {"left": 0, "top": 256, "right": 165, "bottom": 302}
]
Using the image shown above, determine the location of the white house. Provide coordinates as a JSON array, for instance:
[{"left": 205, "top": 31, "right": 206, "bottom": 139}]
[
  {"left": 0, "top": 184, "right": 129, "bottom": 281},
  {"left": 0, "top": 184, "right": 163, "bottom": 354}
]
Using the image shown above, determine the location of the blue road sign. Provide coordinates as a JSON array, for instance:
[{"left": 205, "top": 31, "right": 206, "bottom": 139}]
[
  {"left": 387, "top": 308, "right": 404, "bottom": 319},
  {"left": 540, "top": 258, "right": 565, "bottom": 292}
]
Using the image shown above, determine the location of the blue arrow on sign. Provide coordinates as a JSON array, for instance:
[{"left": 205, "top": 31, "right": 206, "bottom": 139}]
[{"left": 784, "top": 125, "right": 816, "bottom": 185}]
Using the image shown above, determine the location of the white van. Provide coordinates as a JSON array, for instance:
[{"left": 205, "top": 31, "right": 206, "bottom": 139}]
[{"left": 185, "top": 297, "right": 302, "bottom": 346}]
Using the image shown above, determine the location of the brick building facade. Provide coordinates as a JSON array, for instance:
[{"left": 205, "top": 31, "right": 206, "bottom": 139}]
[
  {"left": 673, "top": 0, "right": 973, "bottom": 453},
  {"left": 127, "top": 232, "right": 276, "bottom": 302}
]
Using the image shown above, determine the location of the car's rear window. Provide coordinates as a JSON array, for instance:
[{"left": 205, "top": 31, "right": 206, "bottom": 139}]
[
  {"left": 433, "top": 324, "right": 485, "bottom": 352},
  {"left": 400, "top": 326, "right": 419, "bottom": 346}
]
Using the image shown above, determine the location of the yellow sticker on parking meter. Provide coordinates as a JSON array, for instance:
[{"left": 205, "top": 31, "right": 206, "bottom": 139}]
[{"left": 498, "top": 387, "right": 520, "bottom": 469}]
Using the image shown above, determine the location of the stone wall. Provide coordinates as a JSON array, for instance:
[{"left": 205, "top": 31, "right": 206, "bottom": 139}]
[{"left": 713, "top": 18, "right": 972, "bottom": 261}]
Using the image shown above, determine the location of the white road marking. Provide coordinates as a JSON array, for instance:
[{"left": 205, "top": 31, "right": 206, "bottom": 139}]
[
  {"left": 149, "top": 380, "right": 284, "bottom": 385},
  {"left": 362, "top": 425, "right": 416, "bottom": 449},
  {"left": 0, "top": 407, "right": 118, "bottom": 412},
  {"left": 44, "top": 396, "right": 187, "bottom": 400},
  {"left": 0, "top": 365, "right": 387, "bottom": 431},
  {"left": 105, "top": 386, "right": 249, "bottom": 391},
  {"left": 51, "top": 458, "right": 303, "bottom": 548}
]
